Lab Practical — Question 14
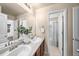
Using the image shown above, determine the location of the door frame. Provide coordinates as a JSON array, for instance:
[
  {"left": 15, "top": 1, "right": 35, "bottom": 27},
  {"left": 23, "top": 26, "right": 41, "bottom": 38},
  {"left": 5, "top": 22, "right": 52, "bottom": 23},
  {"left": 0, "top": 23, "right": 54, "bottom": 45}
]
[{"left": 47, "top": 9, "right": 68, "bottom": 56}]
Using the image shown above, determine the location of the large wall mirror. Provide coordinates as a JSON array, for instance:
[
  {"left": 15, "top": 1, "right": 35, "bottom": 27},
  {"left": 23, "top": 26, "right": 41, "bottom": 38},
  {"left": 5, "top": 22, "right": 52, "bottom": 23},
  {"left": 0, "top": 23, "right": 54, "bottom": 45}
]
[
  {"left": 17, "top": 14, "right": 36, "bottom": 39},
  {"left": 0, "top": 13, "right": 36, "bottom": 45}
]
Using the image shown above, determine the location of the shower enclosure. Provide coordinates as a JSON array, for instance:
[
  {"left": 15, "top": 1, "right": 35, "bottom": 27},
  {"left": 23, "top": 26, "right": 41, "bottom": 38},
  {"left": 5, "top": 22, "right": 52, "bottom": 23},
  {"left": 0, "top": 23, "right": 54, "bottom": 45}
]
[
  {"left": 48, "top": 9, "right": 67, "bottom": 56},
  {"left": 49, "top": 17, "right": 59, "bottom": 47}
]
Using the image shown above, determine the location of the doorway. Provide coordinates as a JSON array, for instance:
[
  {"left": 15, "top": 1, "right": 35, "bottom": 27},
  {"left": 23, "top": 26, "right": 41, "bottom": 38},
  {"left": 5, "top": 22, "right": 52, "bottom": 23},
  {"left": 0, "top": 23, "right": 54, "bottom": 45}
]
[{"left": 48, "top": 9, "right": 67, "bottom": 56}]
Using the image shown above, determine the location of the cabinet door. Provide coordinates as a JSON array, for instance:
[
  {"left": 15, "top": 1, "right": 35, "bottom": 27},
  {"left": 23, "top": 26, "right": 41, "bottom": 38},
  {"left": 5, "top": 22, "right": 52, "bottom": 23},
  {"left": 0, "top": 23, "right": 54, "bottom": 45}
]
[
  {"left": 36, "top": 46, "right": 41, "bottom": 56},
  {"left": 40, "top": 40, "right": 45, "bottom": 56},
  {"left": 35, "top": 40, "right": 45, "bottom": 56},
  {"left": 0, "top": 13, "right": 7, "bottom": 44}
]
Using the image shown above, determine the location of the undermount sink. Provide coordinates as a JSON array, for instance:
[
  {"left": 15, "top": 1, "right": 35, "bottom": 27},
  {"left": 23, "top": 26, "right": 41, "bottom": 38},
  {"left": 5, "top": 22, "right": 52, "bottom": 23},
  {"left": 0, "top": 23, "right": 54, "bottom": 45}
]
[
  {"left": 32, "top": 37, "right": 41, "bottom": 43},
  {"left": 0, "top": 47, "right": 9, "bottom": 55},
  {"left": 7, "top": 45, "right": 31, "bottom": 56}
]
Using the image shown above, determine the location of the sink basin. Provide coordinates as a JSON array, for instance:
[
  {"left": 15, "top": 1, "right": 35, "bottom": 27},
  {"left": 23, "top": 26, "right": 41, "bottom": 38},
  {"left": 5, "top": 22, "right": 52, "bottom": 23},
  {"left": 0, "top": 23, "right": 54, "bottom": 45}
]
[
  {"left": 0, "top": 47, "right": 9, "bottom": 55},
  {"left": 7, "top": 45, "right": 31, "bottom": 56},
  {"left": 32, "top": 37, "right": 41, "bottom": 43}
]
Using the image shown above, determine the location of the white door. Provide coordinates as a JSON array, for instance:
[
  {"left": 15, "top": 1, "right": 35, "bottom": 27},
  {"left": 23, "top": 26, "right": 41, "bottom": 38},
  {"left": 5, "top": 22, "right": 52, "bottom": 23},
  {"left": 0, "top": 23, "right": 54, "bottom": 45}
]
[
  {"left": 0, "top": 13, "right": 7, "bottom": 44},
  {"left": 58, "top": 13, "right": 63, "bottom": 55}
]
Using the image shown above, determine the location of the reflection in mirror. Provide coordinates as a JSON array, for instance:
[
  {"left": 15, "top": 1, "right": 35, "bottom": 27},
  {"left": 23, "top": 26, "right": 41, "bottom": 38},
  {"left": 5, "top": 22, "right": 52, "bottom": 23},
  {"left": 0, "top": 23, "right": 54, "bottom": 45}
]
[
  {"left": 0, "top": 13, "right": 8, "bottom": 44},
  {"left": 16, "top": 13, "right": 36, "bottom": 40},
  {"left": 0, "top": 13, "right": 35, "bottom": 44},
  {"left": 18, "top": 19, "right": 33, "bottom": 38},
  {"left": 7, "top": 20, "right": 14, "bottom": 41},
  {"left": 7, "top": 24, "right": 11, "bottom": 33}
]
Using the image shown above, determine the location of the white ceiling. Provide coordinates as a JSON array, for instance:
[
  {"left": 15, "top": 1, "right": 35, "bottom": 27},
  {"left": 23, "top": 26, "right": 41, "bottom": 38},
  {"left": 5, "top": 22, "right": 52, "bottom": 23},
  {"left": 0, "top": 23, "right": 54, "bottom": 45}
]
[
  {"left": 0, "top": 3, "right": 54, "bottom": 16},
  {"left": 0, "top": 3, "right": 28, "bottom": 16},
  {"left": 29, "top": 3, "right": 54, "bottom": 9}
]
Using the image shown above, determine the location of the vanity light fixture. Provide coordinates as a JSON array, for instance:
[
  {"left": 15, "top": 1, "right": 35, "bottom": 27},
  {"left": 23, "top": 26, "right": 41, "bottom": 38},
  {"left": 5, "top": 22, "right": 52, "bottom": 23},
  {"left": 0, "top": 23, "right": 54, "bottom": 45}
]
[
  {"left": 17, "top": 3, "right": 32, "bottom": 13},
  {"left": 25, "top": 3, "right": 31, "bottom": 9}
]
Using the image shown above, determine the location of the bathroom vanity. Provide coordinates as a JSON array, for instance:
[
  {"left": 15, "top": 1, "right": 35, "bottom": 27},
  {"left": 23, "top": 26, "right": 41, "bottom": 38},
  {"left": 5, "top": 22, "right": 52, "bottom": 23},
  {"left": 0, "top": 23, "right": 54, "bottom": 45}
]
[
  {"left": 34, "top": 39, "right": 45, "bottom": 56},
  {"left": 0, "top": 37, "right": 45, "bottom": 56},
  {"left": 0, "top": 12, "right": 45, "bottom": 56}
]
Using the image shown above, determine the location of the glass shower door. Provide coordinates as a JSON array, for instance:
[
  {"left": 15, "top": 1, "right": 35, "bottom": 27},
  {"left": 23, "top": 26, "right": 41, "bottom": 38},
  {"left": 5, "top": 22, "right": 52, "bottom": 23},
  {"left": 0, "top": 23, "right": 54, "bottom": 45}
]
[
  {"left": 49, "top": 18, "right": 58, "bottom": 47},
  {"left": 48, "top": 12, "right": 63, "bottom": 56}
]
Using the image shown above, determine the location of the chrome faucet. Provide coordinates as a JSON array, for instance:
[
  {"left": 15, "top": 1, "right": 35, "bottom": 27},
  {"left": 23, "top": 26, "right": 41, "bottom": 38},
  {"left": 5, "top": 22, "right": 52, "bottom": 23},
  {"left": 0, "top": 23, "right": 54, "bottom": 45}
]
[
  {"left": 5, "top": 41, "right": 11, "bottom": 47},
  {"left": 5, "top": 44, "right": 7, "bottom": 47}
]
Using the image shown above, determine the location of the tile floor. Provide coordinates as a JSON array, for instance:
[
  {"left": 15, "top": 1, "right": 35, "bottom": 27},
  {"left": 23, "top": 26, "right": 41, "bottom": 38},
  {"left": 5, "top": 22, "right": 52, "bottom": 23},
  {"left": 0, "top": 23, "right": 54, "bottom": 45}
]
[{"left": 44, "top": 45, "right": 60, "bottom": 56}]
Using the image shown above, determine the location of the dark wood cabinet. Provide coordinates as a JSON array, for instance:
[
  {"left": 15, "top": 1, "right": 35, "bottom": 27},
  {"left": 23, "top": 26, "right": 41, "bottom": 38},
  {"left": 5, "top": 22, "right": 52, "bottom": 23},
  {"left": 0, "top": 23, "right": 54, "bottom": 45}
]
[
  {"left": 34, "top": 40, "right": 45, "bottom": 56},
  {"left": 36, "top": 46, "right": 41, "bottom": 56}
]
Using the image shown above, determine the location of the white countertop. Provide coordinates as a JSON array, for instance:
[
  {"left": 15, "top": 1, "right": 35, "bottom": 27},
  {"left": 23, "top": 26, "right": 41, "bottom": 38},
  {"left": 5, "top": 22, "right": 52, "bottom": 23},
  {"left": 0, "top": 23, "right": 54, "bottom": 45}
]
[
  {"left": 29, "top": 37, "right": 44, "bottom": 56},
  {"left": 0, "top": 37, "right": 44, "bottom": 56}
]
